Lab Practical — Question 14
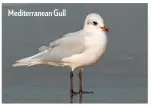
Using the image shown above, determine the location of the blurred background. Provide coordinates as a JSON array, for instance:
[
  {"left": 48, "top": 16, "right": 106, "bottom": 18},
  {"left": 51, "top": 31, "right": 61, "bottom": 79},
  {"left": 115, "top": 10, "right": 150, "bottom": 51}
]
[{"left": 2, "top": 3, "right": 147, "bottom": 103}]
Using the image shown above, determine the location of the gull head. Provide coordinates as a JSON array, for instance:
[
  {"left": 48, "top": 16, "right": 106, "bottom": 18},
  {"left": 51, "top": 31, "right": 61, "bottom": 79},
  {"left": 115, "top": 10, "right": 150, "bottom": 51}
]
[{"left": 84, "top": 13, "right": 109, "bottom": 32}]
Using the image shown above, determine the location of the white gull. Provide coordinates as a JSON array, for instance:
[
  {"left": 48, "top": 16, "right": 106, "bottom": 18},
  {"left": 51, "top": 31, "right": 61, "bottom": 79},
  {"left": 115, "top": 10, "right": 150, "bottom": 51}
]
[{"left": 12, "top": 13, "right": 109, "bottom": 94}]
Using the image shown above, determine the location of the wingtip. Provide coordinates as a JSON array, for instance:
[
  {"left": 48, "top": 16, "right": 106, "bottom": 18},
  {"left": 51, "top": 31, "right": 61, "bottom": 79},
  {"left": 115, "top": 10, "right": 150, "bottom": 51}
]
[
  {"left": 12, "top": 62, "right": 27, "bottom": 67},
  {"left": 12, "top": 63, "right": 19, "bottom": 67}
]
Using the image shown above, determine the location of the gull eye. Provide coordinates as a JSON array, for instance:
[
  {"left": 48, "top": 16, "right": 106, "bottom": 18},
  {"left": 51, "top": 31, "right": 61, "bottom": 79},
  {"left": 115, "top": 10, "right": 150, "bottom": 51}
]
[{"left": 93, "top": 21, "right": 98, "bottom": 25}]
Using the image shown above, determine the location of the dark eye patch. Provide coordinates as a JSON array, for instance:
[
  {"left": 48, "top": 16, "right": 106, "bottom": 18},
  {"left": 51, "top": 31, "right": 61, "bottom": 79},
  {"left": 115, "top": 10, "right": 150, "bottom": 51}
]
[{"left": 93, "top": 21, "right": 98, "bottom": 25}]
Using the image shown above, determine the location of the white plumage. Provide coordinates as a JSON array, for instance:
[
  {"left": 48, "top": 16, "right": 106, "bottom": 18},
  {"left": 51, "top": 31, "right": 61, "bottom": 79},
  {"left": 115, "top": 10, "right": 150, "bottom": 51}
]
[{"left": 12, "top": 13, "right": 108, "bottom": 71}]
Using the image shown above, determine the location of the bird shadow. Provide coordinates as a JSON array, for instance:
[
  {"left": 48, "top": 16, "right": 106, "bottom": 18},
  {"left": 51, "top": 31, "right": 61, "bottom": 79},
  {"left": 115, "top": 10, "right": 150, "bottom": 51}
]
[{"left": 69, "top": 91, "right": 94, "bottom": 103}]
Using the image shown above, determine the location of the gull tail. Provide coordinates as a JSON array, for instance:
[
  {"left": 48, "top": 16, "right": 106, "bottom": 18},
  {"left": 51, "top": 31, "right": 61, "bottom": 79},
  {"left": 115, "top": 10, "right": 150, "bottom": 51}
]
[{"left": 12, "top": 51, "right": 47, "bottom": 67}]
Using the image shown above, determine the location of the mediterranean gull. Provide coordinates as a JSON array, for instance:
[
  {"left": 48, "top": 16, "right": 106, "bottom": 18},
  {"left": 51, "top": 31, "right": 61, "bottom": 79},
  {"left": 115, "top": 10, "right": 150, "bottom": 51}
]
[{"left": 12, "top": 13, "right": 109, "bottom": 94}]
